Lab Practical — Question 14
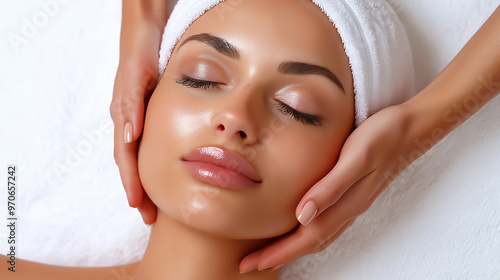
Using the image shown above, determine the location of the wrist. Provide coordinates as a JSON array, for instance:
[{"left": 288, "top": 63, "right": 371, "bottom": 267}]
[
  {"left": 123, "top": 0, "right": 169, "bottom": 30},
  {"left": 120, "top": 0, "right": 169, "bottom": 58},
  {"left": 397, "top": 89, "right": 449, "bottom": 156}
]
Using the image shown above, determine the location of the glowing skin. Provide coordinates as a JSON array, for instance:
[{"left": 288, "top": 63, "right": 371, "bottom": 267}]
[{"left": 135, "top": 0, "right": 355, "bottom": 279}]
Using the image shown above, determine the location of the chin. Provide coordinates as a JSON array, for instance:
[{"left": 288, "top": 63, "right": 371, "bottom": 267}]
[
  {"left": 165, "top": 191, "right": 299, "bottom": 240},
  {"left": 142, "top": 178, "right": 296, "bottom": 240}
]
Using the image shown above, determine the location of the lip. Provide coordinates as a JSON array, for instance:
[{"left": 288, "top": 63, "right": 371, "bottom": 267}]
[{"left": 181, "top": 147, "right": 262, "bottom": 190}]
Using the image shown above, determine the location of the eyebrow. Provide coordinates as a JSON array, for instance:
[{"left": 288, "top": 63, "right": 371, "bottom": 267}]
[
  {"left": 178, "top": 33, "right": 240, "bottom": 59},
  {"left": 179, "top": 33, "right": 344, "bottom": 92},
  {"left": 278, "top": 62, "right": 345, "bottom": 92}
]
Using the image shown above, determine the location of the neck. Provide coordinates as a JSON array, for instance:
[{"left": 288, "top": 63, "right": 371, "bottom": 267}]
[{"left": 134, "top": 211, "right": 281, "bottom": 280}]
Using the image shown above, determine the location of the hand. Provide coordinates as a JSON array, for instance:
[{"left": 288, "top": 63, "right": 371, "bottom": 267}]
[
  {"left": 110, "top": 18, "right": 163, "bottom": 225},
  {"left": 240, "top": 103, "right": 423, "bottom": 272}
]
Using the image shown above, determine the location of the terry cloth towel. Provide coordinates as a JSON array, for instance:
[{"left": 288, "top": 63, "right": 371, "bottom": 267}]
[{"left": 158, "top": 0, "right": 415, "bottom": 126}]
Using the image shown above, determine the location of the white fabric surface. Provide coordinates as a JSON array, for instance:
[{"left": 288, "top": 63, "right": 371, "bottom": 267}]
[
  {"left": 158, "top": 0, "right": 415, "bottom": 126},
  {"left": 0, "top": 0, "right": 498, "bottom": 279}
]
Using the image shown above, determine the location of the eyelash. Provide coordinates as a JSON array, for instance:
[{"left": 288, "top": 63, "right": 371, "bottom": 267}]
[
  {"left": 175, "top": 75, "right": 223, "bottom": 90},
  {"left": 274, "top": 103, "right": 323, "bottom": 127},
  {"left": 175, "top": 75, "right": 322, "bottom": 127}
]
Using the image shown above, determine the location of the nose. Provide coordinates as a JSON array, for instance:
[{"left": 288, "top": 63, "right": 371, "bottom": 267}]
[{"left": 212, "top": 94, "right": 260, "bottom": 145}]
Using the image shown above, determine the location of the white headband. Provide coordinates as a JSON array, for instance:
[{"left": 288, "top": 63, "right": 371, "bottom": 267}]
[{"left": 158, "top": 0, "right": 415, "bottom": 126}]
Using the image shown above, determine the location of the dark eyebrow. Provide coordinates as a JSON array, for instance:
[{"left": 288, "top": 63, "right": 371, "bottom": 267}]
[
  {"left": 278, "top": 62, "right": 345, "bottom": 93},
  {"left": 178, "top": 33, "right": 240, "bottom": 59}
]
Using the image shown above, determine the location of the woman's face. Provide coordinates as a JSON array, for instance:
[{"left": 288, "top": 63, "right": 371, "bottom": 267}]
[{"left": 138, "top": 0, "right": 354, "bottom": 239}]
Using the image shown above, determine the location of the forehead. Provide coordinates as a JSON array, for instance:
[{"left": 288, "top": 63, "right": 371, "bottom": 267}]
[{"left": 178, "top": 0, "right": 345, "bottom": 67}]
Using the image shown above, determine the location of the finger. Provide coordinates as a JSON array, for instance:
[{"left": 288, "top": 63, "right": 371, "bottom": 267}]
[
  {"left": 112, "top": 74, "right": 144, "bottom": 208},
  {"left": 110, "top": 65, "right": 124, "bottom": 118},
  {"left": 114, "top": 130, "right": 144, "bottom": 208},
  {"left": 241, "top": 173, "right": 378, "bottom": 272},
  {"left": 121, "top": 85, "right": 145, "bottom": 143},
  {"left": 258, "top": 176, "right": 380, "bottom": 270},
  {"left": 256, "top": 201, "right": 355, "bottom": 270},
  {"left": 137, "top": 190, "right": 157, "bottom": 225},
  {"left": 296, "top": 151, "right": 372, "bottom": 226},
  {"left": 309, "top": 218, "right": 356, "bottom": 255},
  {"left": 239, "top": 249, "right": 264, "bottom": 274},
  {"left": 120, "top": 64, "right": 157, "bottom": 143}
]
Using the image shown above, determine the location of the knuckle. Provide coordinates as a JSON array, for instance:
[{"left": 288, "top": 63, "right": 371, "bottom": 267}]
[
  {"left": 313, "top": 242, "right": 329, "bottom": 254},
  {"left": 310, "top": 228, "right": 331, "bottom": 249},
  {"left": 312, "top": 233, "right": 334, "bottom": 253},
  {"left": 113, "top": 151, "right": 119, "bottom": 163},
  {"left": 356, "top": 149, "right": 374, "bottom": 168},
  {"left": 325, "top": 187, "right": 342, "bottom": 205},
  {"left": 109, "top": 101, "right": 121, "bottom": 119},
  {"left": 352, "top": 200, "right": 373, "bottom": 217},
  {"left": 125, "top": 87, "right": 146, "bottom": 104},
  {"left": 113, "top": 149, "right": 124, "bottom": 165}
]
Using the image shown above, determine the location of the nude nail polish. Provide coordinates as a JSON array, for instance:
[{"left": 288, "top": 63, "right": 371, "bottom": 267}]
[
  {"left": 297, "top": 201, "right": 317, "bottom": 226},
  {"left": 124, "top": 122, "right": 133, "bottom": 143},
  {"left": 239, "top": 267, "right": 256, "bottom": 274}
]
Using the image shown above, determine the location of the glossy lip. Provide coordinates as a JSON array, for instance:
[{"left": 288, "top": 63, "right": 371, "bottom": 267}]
[{"left": 181, "top": 146, "right": 262, "bottom": 190}]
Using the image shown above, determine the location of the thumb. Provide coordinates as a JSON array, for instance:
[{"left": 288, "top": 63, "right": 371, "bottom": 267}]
[{"left": 295, "top": 151, "right": 369, "bottom": 226}]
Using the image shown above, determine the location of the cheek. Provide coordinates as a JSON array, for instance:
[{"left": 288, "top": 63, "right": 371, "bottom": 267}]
[
  {"left": 137, "top": 84, "right": 191, "bottom": 212},
  {"left": 137, "top": 83, "right": 225, "bottom": 228},
  {"left": 253, "top": 129, "right": 345, "bottom": 236},
  {"left": 169, "top": 108, "right": 212, "bottom": 139},
  {"left": 137, "top": 94, "right": 173, "bottom": 209}
]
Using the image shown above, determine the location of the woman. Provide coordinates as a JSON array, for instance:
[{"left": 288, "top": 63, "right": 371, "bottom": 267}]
[
  {"left": 2, "top": 0, "right": 416, "bottom": 279},
  {"left": 112, "top": 0, "right": 500, "bottom": 272}
]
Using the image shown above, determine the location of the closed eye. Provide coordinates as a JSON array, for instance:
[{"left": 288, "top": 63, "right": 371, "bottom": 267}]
[
  {"left": 274, "top": 102, "right": 322, "bottom": 127},
  {"left": 176, "top": 75, "right": 322, "bottom": 127},
  {"left": 175, "top": 75, "right": 224, "bottom": 90}
]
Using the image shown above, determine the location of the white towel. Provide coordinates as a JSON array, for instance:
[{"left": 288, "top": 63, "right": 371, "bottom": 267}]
[{"left": 158, "top": 0, "right": 415, "bottom": 126}]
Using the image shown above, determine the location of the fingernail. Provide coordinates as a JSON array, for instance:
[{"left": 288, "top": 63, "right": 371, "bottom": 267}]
[
  {"left": 240, "top": 267, "right": 256, "bottom": 274},
  {"left": 271, "top": 264, "right": 284, "bottom": 271},
  {"left": 239, "top": 252, "right": 262, "bottom": 274},
  {"left": 297, "top": 201, "right": 317, "bottom": 226},
  {"left": 258, "top": 264, "right": 272, "bottom": 271},
  {"left": 124, "top": 122, "right": 133, "bottom": 143}
]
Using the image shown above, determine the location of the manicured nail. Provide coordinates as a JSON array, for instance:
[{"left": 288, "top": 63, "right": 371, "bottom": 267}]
[
  {"left": 258, "top": 264, "right": 273, "bottom": 271},
  {"left": 124, "top": 122, "right": 133, "bottom": 143},
  {"left": 271, "top": 264, "right": 284, "bottom": 271},
  {"left": 240, "top": 250, "right": 263, "bottom": 274},
  {"left": 297, "top": 201, "right": 317, "bottom": 226},
  {"left": 239, "top": 267, "right": 256, "bottom": 274}
]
